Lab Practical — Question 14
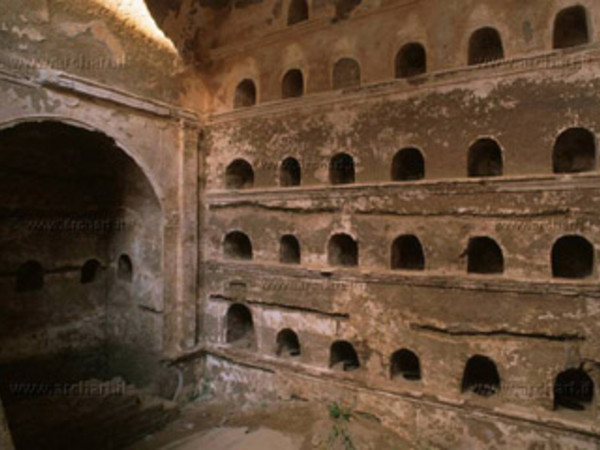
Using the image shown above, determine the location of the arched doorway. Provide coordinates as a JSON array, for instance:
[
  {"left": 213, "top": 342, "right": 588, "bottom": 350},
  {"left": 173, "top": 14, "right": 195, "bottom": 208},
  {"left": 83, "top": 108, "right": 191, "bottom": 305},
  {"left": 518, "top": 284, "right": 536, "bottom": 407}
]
[{"left": 0, "top": 120, "right": 168, "bottom": 448}]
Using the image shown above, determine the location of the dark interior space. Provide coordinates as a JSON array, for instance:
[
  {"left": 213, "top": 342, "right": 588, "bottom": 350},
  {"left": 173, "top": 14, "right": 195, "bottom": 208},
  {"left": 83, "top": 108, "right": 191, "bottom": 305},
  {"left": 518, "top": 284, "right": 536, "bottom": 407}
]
[
  {"left": 15, "top": 261, "right": 44, "bottom": 292},
  {"left": 224, "top": 231, "right": 253, "bottom": 260},
  {"left": 468, "top": 138, "right": 503, "bottom": 177},
  {"left": 279, "top": 157, "right": 302, "bottom": 187},
  {"left": 280, "top": 234, "right": 301, "bottom": 264},
  {"left": 287, "top": 0, "right": 308, "bottom": 25},
  {"left": 330, "top": 341, "right": 360, "bottom": 372},
  {"left": 468, "top": 27, "right": 504, "bottom": 65},
  {"left": 553, "top": 127, "right": 596, "bottom": 174},
  {"left": 395, "top": 43, "right": 427, "bottom": 78},
  {"left": 234, "top": 79, "right": 257, "bottom": 108},
  {"left": 391, "top": 148, "right": 425, "bottom": 181},
  {"left": 80, "top": 259, "right": 101, "bottom": 284},
  {"left": 553, "top": 6, "right": 589, "bottom": 49},
  {"left": 276, "top": 329, "right": 301, "bottom": 357},
  {"left": 329, "top": 153, "right": 355, "bottom": 185},
  {"left": 554, "top": 368, "right": 594, "bottom": 411},
  {"left": 391, "top": 235, "right": 425, "bottom": 270},
  {"left": 467, "top": 237, "right": 504, "bottom": 274},
  {"left": 461, "top": 355, "right": 501, "bottom": 397},
  {"left": 0, "top": 121, "right": 165, "bottom": 449},
  {"left": 225, "top": 159, "right": 254, "bottom": 189},
  {"left": 117, "top": 253, "right": 133, "bottom": 282},
  {"left": 552, "top": 235, "right": 594, "bottom": 279},
  {"left": 282, "top": 69, "right": 304, "bottom": 98},
  {"left": 226, "top": 303, "right": 255, "bottom": 346},
  {"left": 390, "top": 349, "right": 421, "bottom": 381},
  {"left": 328, "top": 233, "right": 358, "bottom": 267}
]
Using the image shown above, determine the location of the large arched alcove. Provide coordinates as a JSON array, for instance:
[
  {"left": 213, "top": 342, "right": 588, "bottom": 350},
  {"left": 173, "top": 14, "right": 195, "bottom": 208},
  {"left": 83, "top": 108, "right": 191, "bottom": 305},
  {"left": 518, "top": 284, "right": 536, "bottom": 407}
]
[{"left": 0, "top": 120, "right": 165, "bottom": 447}]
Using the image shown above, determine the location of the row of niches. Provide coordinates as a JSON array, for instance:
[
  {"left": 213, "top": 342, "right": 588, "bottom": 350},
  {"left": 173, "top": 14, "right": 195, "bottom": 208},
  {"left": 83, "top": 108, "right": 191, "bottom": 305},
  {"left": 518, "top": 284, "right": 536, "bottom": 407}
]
[
  {"left": 232, "top": 5, "right": 593, "bottom": 108},
  {"left": 222, "top": 128, "right": 598, "bottom": 189},
  {"left": 223, "top": 231, "right": 597, "bottom": 280},
  {"left": 223, "top": 303, "right": 596, "bottom": 413},
  {"left": 5, "top": 255, "right": 133, "bottom": 293}
]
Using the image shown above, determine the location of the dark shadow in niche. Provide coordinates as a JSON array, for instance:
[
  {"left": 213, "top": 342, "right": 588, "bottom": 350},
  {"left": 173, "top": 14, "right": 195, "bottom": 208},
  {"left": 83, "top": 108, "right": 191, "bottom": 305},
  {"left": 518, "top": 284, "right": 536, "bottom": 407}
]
[
  {"left": 390, "top": 349, "right": 421, "bottom": 381},
  {"left": 330, "top": 340, "right": 360, "bottom": 371},
  {"left": 391, "top": 148, "right": 425, "bottom": 181},
  {"left": 391, "top": 235, "right": 425, "bottom": 271},
  {"left": 468, "top": 138, "right": 503, "bottom": 177},
  {"left": 554, "top": 368, "right": 594, "bottom": 411},
  {"left": 329, "top": 153, "right": 355, "bottom": 185},
  {"left": 395, "top": 43, "right": 426, "bottom": 79},
  {"left": 225, "top": 159, "right": 254, "bottom": 189},
  {"left": 468, "top": 27, "right": 504, "bottom": 65},
  {"left": 461, "top": 355, "right": 501, "bottom": 397},
  {"left": 276, "top": 329, "right": 301, "bottom": 357},
  {"left": 224, "top": 231, "right": 253, "bottom": 260},
  {"left": 282, "top": 69, "right": 304, "bottom": 98},
  {"left": 117, "top": 254, "right": 133, "bottom": 282},
  {"left": 226, "top": 303, "right": 254, "bottom": 345},
  {"left": 328, "top": 233, "right": 358, "bottom": 267},
  {"left": 287, "top": 0, "right": 308, "bottom": 25},
  {"left": 552, "top": 235, "right": 594, "bottom": 279},
  {"left": 280, "top": 235, "right": 301, "bottom": 264},
  {"left": 467, "top": 237, "right": 504, "bottom": 274},
  {"left": 280, "top": 157, "right": 301, "bottom": 187},
  {"left": 553, "top": 128, "right": 596, "bottom": 174},
  {"left": 81, "top": 259, "right": 101, "bottom": 284},
  {"left": 233, "top": 79, "right": 256, "bottom": 108},
  {"left": 553, "top": 5, "right": 590, "bottom": 49},
  {"left": 16, "top": 260, "right": 44, "bottom": 292}
]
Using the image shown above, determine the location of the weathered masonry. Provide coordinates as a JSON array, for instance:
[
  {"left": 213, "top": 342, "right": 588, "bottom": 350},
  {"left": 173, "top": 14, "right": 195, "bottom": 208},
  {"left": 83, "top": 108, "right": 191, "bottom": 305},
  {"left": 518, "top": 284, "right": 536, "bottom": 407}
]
[
  {"left": 198, "top": 0, "right": 600, "bottom": 447},
  {"left": 2, "top": 0, "right": 600, "bottom": 448}
]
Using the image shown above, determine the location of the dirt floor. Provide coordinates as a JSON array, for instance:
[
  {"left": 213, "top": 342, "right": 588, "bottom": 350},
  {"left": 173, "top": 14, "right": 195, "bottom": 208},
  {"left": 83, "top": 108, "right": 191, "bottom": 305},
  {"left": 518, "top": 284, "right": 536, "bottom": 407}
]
[{"left": 129, "top": 399, "right": 415, "bottom": 450}]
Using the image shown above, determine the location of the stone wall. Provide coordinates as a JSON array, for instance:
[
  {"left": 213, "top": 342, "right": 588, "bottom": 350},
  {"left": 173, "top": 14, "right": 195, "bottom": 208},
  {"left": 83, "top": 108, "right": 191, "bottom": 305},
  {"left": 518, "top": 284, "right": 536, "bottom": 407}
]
[{"left": 198, "top": 0, "right": 600, "bottom": 446}]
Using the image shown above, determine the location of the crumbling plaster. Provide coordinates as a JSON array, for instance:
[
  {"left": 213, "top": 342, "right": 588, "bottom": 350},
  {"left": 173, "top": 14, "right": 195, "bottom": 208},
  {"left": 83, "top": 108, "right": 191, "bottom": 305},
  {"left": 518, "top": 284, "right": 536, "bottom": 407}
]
[{"left": 196, "top": 0, "right": 600, "bottom": 447}]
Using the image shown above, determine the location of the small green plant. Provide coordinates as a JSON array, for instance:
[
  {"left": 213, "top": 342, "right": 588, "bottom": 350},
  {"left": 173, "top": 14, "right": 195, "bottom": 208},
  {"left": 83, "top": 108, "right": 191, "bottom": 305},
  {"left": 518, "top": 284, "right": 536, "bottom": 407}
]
[
  {"left": 327, "top": 403, "right": 356, "bottom": 450},
  {"left": 329, "top": 402, "right": 351, "bottom": 421}
]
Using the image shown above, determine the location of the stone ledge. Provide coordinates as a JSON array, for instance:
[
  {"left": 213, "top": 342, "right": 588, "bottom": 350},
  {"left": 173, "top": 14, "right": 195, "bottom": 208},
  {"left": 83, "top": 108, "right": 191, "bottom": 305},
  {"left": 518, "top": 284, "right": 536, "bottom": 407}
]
[
  {"left": 202, "top": 348, "right": 600, "bottom": 440},
  {"left": 204, "top": 260, "right": 600, "bottom": 299},
  {"left": 0, "top": 66, "right": 198, "bottom": 123},
  {"left": 205, "top": 173, "right": 600, "bottom": 203}
]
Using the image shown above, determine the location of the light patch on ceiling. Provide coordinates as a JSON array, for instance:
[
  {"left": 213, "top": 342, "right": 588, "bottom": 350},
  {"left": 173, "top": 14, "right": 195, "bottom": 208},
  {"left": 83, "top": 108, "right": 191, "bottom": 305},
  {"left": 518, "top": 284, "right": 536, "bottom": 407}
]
[{"left": 94, "top": 0, "right": 177, "bottom": 53}]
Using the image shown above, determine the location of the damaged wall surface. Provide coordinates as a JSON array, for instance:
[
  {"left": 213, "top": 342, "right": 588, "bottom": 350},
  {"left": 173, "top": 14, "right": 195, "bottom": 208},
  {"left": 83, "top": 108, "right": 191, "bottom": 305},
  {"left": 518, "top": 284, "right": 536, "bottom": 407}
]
[{"left": 197, "top": 0, "right": 600, "bottom": 447}]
